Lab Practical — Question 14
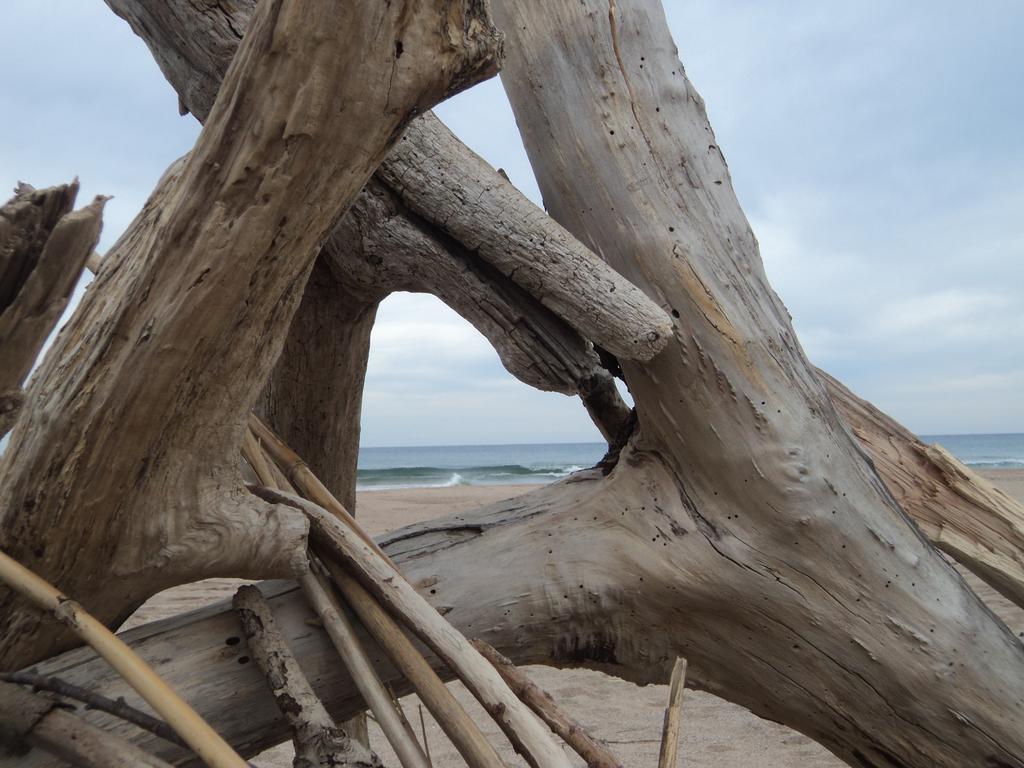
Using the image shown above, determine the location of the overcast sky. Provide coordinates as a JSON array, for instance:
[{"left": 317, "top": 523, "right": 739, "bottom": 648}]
[{"left": 2, "top": 1, "right": 1021, "bottom": 445}]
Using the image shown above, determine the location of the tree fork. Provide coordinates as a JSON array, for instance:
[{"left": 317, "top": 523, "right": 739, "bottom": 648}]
[
  {"left": 0, "top": 0, "right": 502, "bottom": 669},
  {"left": 102, "top": 0, "right": 1024, "bottom": 605}
]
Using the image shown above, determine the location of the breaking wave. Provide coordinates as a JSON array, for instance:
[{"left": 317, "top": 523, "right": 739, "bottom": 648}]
[{"left": 356, "top": 463, "right": 587, "bottom": 491}]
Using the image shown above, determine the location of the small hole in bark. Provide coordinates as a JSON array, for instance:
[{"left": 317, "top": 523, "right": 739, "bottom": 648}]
[
  {"left": 225, "top": 636, "right": 241, "bottom": 646},
  {"left": 430, "top": 589, "right": 437, "bottom": 595},
  {"left": 237, "top": 656, "right": 250, "bottom": 665},
  {"left": 609, "top": 130, "right": 615, "bottom": 135},
  {"left": 395, "top": 40, "right": 404, "bottom": 59}
]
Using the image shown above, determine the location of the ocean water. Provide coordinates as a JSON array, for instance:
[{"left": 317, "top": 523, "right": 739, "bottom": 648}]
[
  {"left": 357, "top": 433, "right": 1024, "bottom": 491},
  {"left": 356, "top": 442, "right": 607, "bottom": 491},
  {"left": 919, "top": 433, "right": 1024, "bottom": 470}
]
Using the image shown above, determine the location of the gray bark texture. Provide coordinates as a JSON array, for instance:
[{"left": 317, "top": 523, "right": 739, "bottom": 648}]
[
  {"left": 487, "top": 0, "right": 1024, "bottom": 765},
  {"left": 0, "top": 182, "right": 105, "bottom": 436},
  {"left": 4, "top": 2, "right": 1024, "bottom": 768},
  {"left": 0, "top": 0, "right": 502, "bottom": 669}
]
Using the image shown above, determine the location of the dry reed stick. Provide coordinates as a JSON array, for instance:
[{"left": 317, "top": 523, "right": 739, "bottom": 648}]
[
  {"left": 473, "top": 640, "right": 623, "bottom": 768},
  {"left": 249, "top": 413, "right": 381, "bottom": 555},
  {"left": 418, "top": 705, "right": 433, "bottom": 768},
  {"left": 326, "top": 559, "right": 506, "bottom": 768},
  {"left": 300, "top": 563, "right": 431, "bottom": 768},
  {"left": 0, "top": 549, "right": 247, "bottom": 768},
  {"left": 657, "top": 657, "right": 687, "bottom": 768},
  {"left": 241, "top": 428, "right": 280, "bottom": 489}
]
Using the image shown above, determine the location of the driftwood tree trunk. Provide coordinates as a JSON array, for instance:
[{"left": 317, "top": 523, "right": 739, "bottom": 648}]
[
  {"left": 485, "top": 1, "right": 1024, "bottom": 765},
  {"left": 0, "top": 0, "right": 501, "bottom": 669},
  {"left": 101, "top": 0, "right": 1024, "bottom": 603},
  {"left": 4, "top": 1, "right": 1024, "bottom": 768}
]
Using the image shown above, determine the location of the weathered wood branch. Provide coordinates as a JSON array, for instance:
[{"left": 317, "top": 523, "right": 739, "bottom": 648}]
[
  {"left": 490, "top": 0, "right": 1024, "bottom": 765},
  {"left": 0, "top": 182, "right": 105, "bottom": 436},
  {"left": 300, "top": 567, "right": 428, "bottom": 768},
  {"left": 233, "top": 584, "right": 377, "bottom": 768},
  {"left": 473, "top": 640, "right": 623, "bottom": 768},
  {"left": 0, "top": 549, "right": 246, "bottom": 767},
  {"left": 103, "top": 0, "right": 673, "bottom": 364},
  {"left": 0, "top": 0, "right": 501, "bottom": 669},
  {"left": 0, "top": 682, "right": 174, "bottom": 768},
  {"left": 0, "top": 672, "right": 185, "bottom": 749},
  {"left": 823, "top": 369, "right": 1024, "bottom": 607},
  {"left": 656, "top": 658, "right": 686, "bottom": 768},
  {"left": 379, "top": 113, "right": 672, "bottom": 361}
]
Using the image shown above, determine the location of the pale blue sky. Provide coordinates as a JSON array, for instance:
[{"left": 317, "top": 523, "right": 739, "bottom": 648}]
[{"left": 2, "top": 1, "right": 1021, "bottom": 445}]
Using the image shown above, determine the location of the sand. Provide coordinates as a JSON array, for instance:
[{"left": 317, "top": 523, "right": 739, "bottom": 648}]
[{"left": 129, "top": 469, "right": 1024, "bottom": 767}]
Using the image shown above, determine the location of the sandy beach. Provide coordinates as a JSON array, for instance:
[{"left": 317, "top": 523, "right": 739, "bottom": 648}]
[{"left": 129, "top": 469, "right": 1024, "bottom": 767}]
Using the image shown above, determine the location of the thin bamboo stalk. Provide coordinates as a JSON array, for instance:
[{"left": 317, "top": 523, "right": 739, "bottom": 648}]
[
  {"left": 0, "top": 549, "right": 247, "bottom": 768},
  {"left": 241, "top": 428, "right": 279, "bottom": 489},
  {"left": 472, "top": 640, "right": 623, "bottom": 768},
  {"left": 386, "top": 683, "right": 426, "bottom": 761},
  {"left": 249, "top": 413, "right": 381, "bottom": 554},
  {"left": 657, "top": 657, "right": 687, "bottom": 768},
  {"left": 265, "top": 488, "right": 572, "bottom": 768},
  {"left": 300, "top": 564, "right": 431, "bottom": 768},
  {"left": 248, "top": 421, "right": 566, "bottom": 766},
  {"left": 326, "top": 558, "right": 507, "bottom": 768}
]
